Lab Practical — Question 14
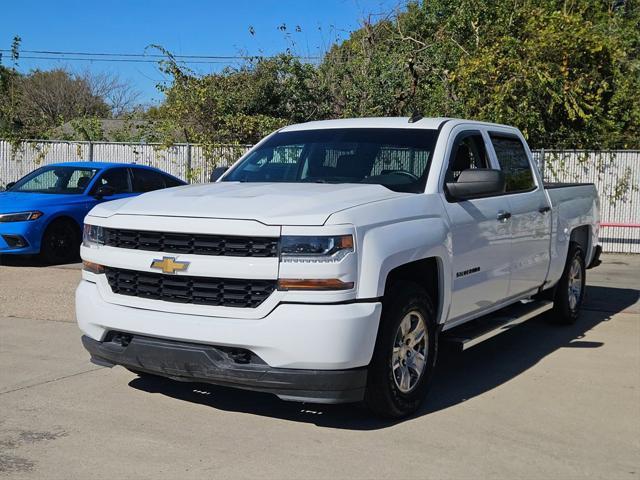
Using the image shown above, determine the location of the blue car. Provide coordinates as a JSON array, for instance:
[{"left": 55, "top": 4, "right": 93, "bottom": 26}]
[{"left": 0, "top": 162, "right": 186, "bottom": 264}]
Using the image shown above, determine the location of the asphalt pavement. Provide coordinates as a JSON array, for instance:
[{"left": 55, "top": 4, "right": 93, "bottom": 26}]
[{"left": 0, "top": 254, "right": 638, "bottom": 479}]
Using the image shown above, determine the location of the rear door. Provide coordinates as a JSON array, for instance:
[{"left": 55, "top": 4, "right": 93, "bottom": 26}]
[
  {"left": 442, "top": 128, "right": 512, "bottom": 322},
  {"left": 130, "top": 168, "right": 172, "bottom": 193},
  {"left": 488, "top": 133, "right": 551, "bottom": 297}
]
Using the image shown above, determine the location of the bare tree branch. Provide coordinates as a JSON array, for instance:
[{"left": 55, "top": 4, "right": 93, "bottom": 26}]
[{"left": 81, "top": 70, "right": 141, "bottom": 117}]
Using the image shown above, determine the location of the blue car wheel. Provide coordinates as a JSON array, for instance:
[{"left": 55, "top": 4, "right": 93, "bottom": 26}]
[{"left": 40, "top": 219, "right": 80, "bottom": 264}]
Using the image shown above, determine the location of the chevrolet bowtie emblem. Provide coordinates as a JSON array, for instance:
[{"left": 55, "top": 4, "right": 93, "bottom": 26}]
[{"left": 150, "top": 256, "right": 190, "bottom": 274}]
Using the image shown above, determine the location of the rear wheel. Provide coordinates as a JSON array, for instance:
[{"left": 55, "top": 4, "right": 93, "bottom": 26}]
[
  {"left": 40, "top": 219, "right": 80, "bottom": 265},
  {"left": 551, "top": 242, "right": 586, "bottom": 324},
  {"left": 365, "top": 282, "right": 438, "bottom": 418}
]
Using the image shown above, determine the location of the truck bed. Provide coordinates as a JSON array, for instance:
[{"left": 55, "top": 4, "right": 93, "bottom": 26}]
[{"left": 545, "top": 182, "right": 600, "bottom": 275}]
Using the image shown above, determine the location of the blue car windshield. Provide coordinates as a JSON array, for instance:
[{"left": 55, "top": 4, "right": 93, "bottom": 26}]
[
  {"left": 10, "top": 166, "right": 99, "bottom": 194},
  {"left": 222, "top": 128, "right": 439, "bottom": 193}
]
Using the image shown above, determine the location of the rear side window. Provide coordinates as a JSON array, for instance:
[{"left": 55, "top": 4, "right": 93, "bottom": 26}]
[
  {"left": 489, "top": 135, "right": 536, "bottom": 192},
  {"left": 131, "top": 169, "right": 166, "bottom": 193},
  {"left": 163, "top": 175, "right": 183, "bottom": 188},
  {"left": 446, "top": 132, "right": 489, "bottom": 183}
]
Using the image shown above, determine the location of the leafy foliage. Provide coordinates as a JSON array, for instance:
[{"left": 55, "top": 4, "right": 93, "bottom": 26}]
[
  {"left": 319, "top": 0, "right": 639, "bottom": 148},
  {"left": 2, "top": 1, "right": 638, "bottom": 149},
  {"left": 0, "top": 37, "right": 141, "bottom": 142},
  {"left": 149, "top": 47, "right": 326, "bottom": 152}
]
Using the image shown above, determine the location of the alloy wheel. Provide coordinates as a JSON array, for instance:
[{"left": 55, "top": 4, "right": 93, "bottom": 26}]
[
  {"left": 567, "top": 257, "right": 583, "bottom": 310},
  {"left": 392, "top": 310, "right": 428, "bottom": 393}
]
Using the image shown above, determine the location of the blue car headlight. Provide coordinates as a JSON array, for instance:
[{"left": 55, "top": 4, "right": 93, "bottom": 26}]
[
  {"left": 0, "top": 211, "right": 44, "bottom": 222},
  {"left": 83, "top": 224, "right": 105, "bottom": 248}
]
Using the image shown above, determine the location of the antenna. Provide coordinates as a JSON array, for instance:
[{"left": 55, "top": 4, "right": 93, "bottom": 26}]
[{"left": 408, "top": 111, "right": 423, "bottom": 123}]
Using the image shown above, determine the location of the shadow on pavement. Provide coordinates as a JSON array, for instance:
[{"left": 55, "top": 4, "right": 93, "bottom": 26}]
[
  {"left": 0, "top": 254, "right": 80, "bottom": 268},
  {"left": 127, "top": 285, "right": 638, "bottom": 430}
]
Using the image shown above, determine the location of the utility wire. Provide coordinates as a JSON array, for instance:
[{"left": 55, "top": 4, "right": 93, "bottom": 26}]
[
  {"left": 0, "top": 48, "right": 321, "bottom": 61},
  {"left": 10, "top": 55, "right": 244, "bottom": 64}
]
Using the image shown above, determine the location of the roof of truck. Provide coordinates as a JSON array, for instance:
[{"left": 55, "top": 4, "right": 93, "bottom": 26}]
[
  {"left": 280, "top": 117, "right": 449, "bottom": 132},
  {"left": 279, "top": 117, "right": 517, "bottom": 132}
]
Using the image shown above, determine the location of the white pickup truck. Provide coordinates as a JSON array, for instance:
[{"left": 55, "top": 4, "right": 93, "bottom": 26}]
[{"left": 77, "top": 117, "right": 601, "bottom": 417}]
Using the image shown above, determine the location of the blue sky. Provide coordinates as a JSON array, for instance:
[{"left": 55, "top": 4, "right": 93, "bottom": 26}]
[{"left": 2, "top": 0, "right": 403, "bottom": 105}]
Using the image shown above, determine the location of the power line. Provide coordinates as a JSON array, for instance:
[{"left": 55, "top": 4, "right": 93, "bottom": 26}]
[
  {"left": 0, "top": 48, "right": 321, "bottom": 61},
  {"left": 8, "top": 55, "right": 244, "bottom": 65}
]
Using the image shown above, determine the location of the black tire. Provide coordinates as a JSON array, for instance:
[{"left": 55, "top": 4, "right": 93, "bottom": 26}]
[
  {"left": 40, "top": 219, "right": 80, "bottom": 265},
  {"left": 365, "top": 282, "right": 438, "bottom": 418},
  {"left": 551, "top": 242, "right": 586, "bottom": 324}
]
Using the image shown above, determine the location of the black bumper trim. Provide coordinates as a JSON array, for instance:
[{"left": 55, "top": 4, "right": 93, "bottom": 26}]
[
  {"left": 81, "top": 335, "right": 367, "bottom": 404},
  {"left": 2, "top": 234, "right": 29, "bottom": 249}
]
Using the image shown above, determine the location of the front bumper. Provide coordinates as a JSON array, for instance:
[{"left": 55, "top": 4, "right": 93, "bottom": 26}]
[
  {"left": 0, "top": 220, "right": 43, "bottom": 254},
  {"left": 82, "top": 334, "right": 368, "bottom": 403},
  {"left": 76, "top": 280, "right": 382, "bottom": 402}
]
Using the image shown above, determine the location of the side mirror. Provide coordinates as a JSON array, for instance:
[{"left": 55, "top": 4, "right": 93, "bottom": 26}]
[
  {"left": 93, "top": 184, "right": 116, "bottom": 199},
  {"left": 5, "top": 182, "right": 16, "bottom": 190},
  {"left": 446, "top": 169, "right": 505, "bottom": 200},
  {"left": 210, "top": 166, "right": 229, "bottom": 182}
]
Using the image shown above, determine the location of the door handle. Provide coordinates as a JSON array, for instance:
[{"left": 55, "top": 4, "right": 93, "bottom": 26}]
[
  {"left": 538, "top": 206, "right": 551, "bottom": 214},
  {"left": 497, "top": 211, "right": 512, "bottom": 221}
]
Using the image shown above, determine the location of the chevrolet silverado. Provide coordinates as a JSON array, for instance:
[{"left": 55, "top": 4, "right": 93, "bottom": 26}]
[{"left": 77, "top": 117, "right": 601, "bottom": 417}]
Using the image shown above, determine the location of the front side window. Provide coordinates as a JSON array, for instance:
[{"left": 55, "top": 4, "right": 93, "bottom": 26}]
[
  {"left": 445, "top": 132, "right": 489, "bottom": 183},
  {"left": 10, "top": 166, "right": 99, "bottom": 194},
  {"left": 222, "top": 128, "right": 439, "bottom": 193},
  {"left": 92, "top": 168, "right": 132, "bottom": 194},
  {"left": 490, "top": 134, "right": 536, "bottom": 192}
]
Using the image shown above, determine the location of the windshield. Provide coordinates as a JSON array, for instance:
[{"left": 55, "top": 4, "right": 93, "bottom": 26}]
[
  {"left": 10, "top": 166, "right": 99, "bottom": 194},
  {"left": 222, "top": 128, "right": 438, "bottom": 193}
]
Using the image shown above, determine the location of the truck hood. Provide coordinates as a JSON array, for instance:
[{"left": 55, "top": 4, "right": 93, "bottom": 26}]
[{"left": 89, "top": 182, "right": 403, "bottom": 225}]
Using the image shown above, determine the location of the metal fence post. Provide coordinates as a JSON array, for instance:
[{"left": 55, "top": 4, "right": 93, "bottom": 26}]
[
  {"left": 186, "top": 143, "right": 192, "bottom": 183},
  {"left": 539, "top": 147, "right": 545, "bottom": 180},
  {"left": 88, "top": 141, "right": 93, "bottom": 162}
]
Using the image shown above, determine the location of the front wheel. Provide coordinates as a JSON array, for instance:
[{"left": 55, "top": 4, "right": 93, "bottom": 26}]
[
  {"left": 365, "top": 282, "right": 438, "bottom": 418},
  {"left": 40, "top": 220, "right": 80, "bottom": 265}
]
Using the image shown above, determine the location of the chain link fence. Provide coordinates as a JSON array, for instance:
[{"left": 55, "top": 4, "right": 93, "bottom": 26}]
[
  {"left": 1, "top": 140, "right": 638, "bottom": 253},
  {"left": 0, "top": 140, "right": 251, "bottom": 186}
]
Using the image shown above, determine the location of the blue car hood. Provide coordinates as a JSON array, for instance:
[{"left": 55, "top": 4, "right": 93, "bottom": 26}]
[{"left": 0, "top": 191, "right": 88, "bottom": 213}]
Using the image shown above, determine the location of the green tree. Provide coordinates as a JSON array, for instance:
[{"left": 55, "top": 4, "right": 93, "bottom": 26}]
[
  {"left": 452, "top": 1, "right": 640, "bottom": 148},
  {"left": 152, "top": 51, "right": 326, "bottom": 149},
  {"left": 318, "top": 0, "right": 640, "bottom": 148}
]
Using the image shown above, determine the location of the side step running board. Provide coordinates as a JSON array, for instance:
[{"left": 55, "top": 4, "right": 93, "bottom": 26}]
[{"left": 444, "top": 300, "right": 553, "bottom": 351}]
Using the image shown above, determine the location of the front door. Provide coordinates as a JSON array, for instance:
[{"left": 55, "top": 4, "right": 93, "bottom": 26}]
[
  {"left": 90, "top": 167, "right": 138, "bottom": 206},
  {"left": 442, "top": 130, "right": 512, "bottom": 322}
]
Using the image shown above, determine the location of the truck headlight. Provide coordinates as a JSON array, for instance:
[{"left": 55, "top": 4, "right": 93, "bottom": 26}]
[
  {"left": 0, "top": 211, "right": 43, "bottom": 222},
  {"left": 280, "top": 235, "right": 354, "bottom": 263},
  {"left": 83, "top": 224, "right": 105, "bottom": 248}
]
